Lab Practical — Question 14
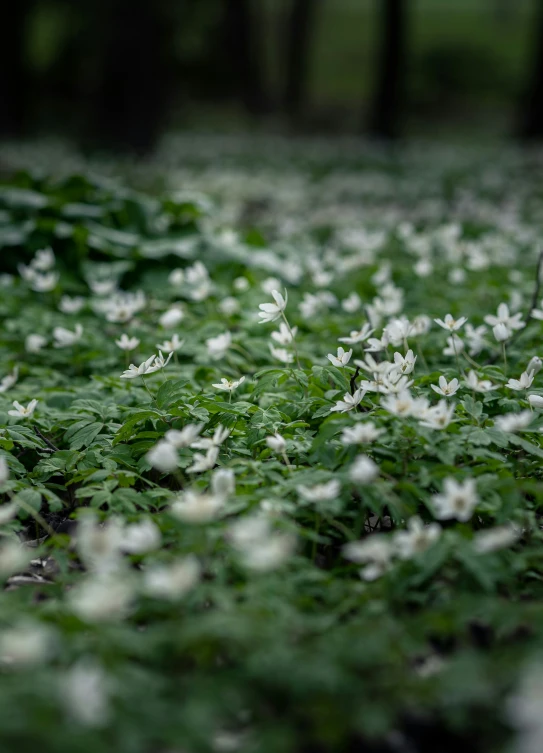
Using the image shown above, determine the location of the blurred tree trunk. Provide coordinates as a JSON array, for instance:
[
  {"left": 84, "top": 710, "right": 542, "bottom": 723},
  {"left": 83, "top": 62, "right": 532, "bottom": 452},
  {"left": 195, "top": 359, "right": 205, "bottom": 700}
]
[
  {"left": 0, "top": 1, "right": 33, "bottom": 137},
  {"left": 519, "top": 3, "right": 543, "bottom": 141},
  {"left": 284, "top": 0, "right": 320, "bottom": 122},
  {"left": 222, "top": 0, "right": 268, "bottom": 116},
  {"left": 88, "top": 0, "right": 174, "bottom": 153},
  {"left": 368, "top": 0, "right": 407, "bottom": 141}
]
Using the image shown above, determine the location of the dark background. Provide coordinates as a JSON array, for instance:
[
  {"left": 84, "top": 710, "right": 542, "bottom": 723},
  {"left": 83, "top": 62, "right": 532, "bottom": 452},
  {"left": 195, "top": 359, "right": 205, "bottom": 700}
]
[{"left": 3, "top": 0, "right": 543, "bottom": 153}]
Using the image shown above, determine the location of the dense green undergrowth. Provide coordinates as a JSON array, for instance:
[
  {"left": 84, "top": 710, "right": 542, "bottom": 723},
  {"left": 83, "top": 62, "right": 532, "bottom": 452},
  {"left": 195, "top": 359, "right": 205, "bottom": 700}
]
[{"left": 1, "top": 139, "right": 543, "bottom": 752}]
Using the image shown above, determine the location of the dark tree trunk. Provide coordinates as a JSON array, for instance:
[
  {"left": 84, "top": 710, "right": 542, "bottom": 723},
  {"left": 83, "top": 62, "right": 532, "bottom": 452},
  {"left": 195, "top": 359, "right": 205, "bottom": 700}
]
[
  {"left": 368, "top": 0, "right": 407, "bottom": 141},
  {"left": 0, "top": 1, "right": 33, "bottom": 137},
  {"left": 284, "top": 0, "right": 319, "bottom": 121},
  {"left": 222, "top": 0, "right": 268, "bottom": 116},
  {"left": 88, "top": 0, "right": 174, "bottom": 153},
  {"left": 519, "top": 3, "right": 543, "bottom": 141}
]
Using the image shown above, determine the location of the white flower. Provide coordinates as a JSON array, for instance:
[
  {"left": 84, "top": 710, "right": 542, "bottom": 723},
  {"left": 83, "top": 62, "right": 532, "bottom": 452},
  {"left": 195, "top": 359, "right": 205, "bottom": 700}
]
[
  {"left": 119, "top": 353, "right": 156, "bottom": 379},
  {"left": 493, "top": 322, "right": 511, "bottom": 342},
  {"left": 271, "top": 322, "right": 297, "bottom": 345},
  {"left": 394, "top": 517, "right": 441, "bottom": 559},
  {"left": 171, "top": 488, "right": 223, "bottom": 522},
  {"left": 218, "top": 297, "right": 240, "bottom": 316},
  {"left": 234, "top": 276, "right": 250, "bottom": 292},
  {"left": 8, "top": 399, "right": 38, "bottom": 419},
  {"left": 495, "top": 411, "right": 532, "bottom": 433},
  {"left": 191, "top": 425, "right": 230, "bottom": 450},
  {"left": 60, "top": 660, "right": 110, "bottom": 727},
  {"left": 473, "top": 524, "right": 520, "bottom": 554},
  {"left": 431, "top": 375, "right": 460, "bottom": 397},
  {"left": 187, "top": 446, "right": 219, "bottom": 473},
  {"left": 338, "top": 323, "right": 374, "bottom": 345},
  {"left": 70, "top": 575, "right": 134, "bottom": 622},
  {"left": 0, "top": 457, "right": 9, "bottom": 485},
  {"left": 148, "top": 350, "right": 173, "bottom": 373},
  {"left": 206, "top": 332, "right": 231, "bottom": 360},
  {"left": 212, "top": 376, "right": 245, "bottom": 392},
  {"left": 25, "top": 334, "right": 47, "bottom": 353},
  {"left": 432, "top": 477, "right": 478, "bottom": 522},
  {"left": 0, "top": 621, "right": 54, "bottom": 666},
  {"left": 349, "top": 454, "right": 379, "bottom": 484},
  {"left": 168, "top": 268, "right": 185, "bottom": 286},
  {"left": 115, "top": 334, "right": 140, "bottom": 351},
  {"left": 258, "top": 289, "right": 287, "bottom": 324},
  {"left": 269, "top": 345, "right": 294, "bottom": 363},
  {"left": 59, "top": 295, "right": 85, "bottom": 314},
  {"left": 507, "top": 661, "right": 543, "bottom": 753},
  {"left": 527, "top": 357, "right": 542, "bottom": 376},
  {"left": 412, "top": 314, "right": 432, "bottom": 336},
  {"left": 30, "top": 272, "right": 59, "bottom": 292},
  {"left": 443, "top": 334, "right": 464, "bottom": 357},
  {"left": 159, "top": 307, "right": 184, "bottom": 328},
  {"left": 0, "top": 367, "right": 18, "bottom": 393},
  {"left": 142, "top": 556, "right": 200, "bottom": 600},
  {"left": 507, "top": 372, "right": 534, "bottom": 391},
  {"left": 341, "top": 292, "right": 362, "bottom": 313},
  {"left": 327, "top": 346, "right": 353, "bottom": 368},
  {"left": 384, "top": 317, "right": 413, "bottom": 345},
  {"left": 53, "top": 323, "right": 83, "bottom": 348},
  {"left": 484, "top": 302, "right": 525, "bottom": 332},
  {"left": 156, "top": 333, "right": 184, "bottom": 353},
  {"left": 393, "top": 349, "right": 417, "bottom": 375},
  {"left": 528, "top": 395, "right": 543, "bottom": 409},
  {"left": 261, "top": 277, "right": 282, "bottom": 295},
  {"left": 210, "top": 468, "right": 235, "bottom": 502},
  {"left": 0, "top": 540, "right": 31, "bottom": 576},
  {"left": 146, "top": 440, "right": 178, "bottom": 472},
  {"left": 89, "top": 279, "right": 117, "bottom": 296},
  {"left": 330, "top": 387, "right": 366, "bottom": 413},
  {"left": 434, "top": 313, "right": 468, "bottom": 332},
  {"left": 464, "top": 370, "right": 495, "bottom": 393},
  {"left": 465, "top": 324, "right": 487, "bottom": 356},
  {"left": 228, "top": 515, "right": 295, "bottom": 571},
  {"left": 364, "top": 335, "right": 389, "bottom": 353},
  {"left": 340, "top": 422, "right": 384, "bottom": 444},
  {"left": 297, "top": 479, "right": 340, "bottom": 502},
  {"left": 380, "top": 373, "right": 414, "bottom": 395},
  {"left": 343, "top": 535, "right": 393, "bottom": 581},
  {"left": 165, "top": 424, "right": 203, "bottom": 448},
  {"left": 0, "top": 501, "right": 17, "bottom": 524},
  {"left": 266, "top": 433, "right": 286, "bottom": 453},
  {"left": 119, "top": 519, "right": 161, "bottom": 554},
  {"left": 418, "top": 400, "right": 455, "bottom": 430},
  {"left": 33, "top": 248, "right": 55, "bottom": 271},
  {"left": 381, "top": 390, "right": 415, "bottom": 417}
]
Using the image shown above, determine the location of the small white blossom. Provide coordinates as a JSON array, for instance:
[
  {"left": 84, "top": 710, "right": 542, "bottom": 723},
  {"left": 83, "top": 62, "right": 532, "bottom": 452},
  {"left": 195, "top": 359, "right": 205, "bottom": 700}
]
[
  {"left": 206, "top": 332, "right": 231, "bottom": 360},
  {"left": 191, "top": 425, "right": 230, "bottom": 450},
  {"left": 327, "top": 346, "right": 353, "bottom": 368},
  {"left": 119, "top": 353, "right": 156, "bottom": 379},
  {"left": 25, "top": 334, "right": 47, "bottom": 353},
  {"left": 266, "top": 433, "right": 286, "bottom": 453},
  {"left": 53, "top": 323, "right": 83, "bottom": 348},
  {"left": 340, "top": 422, "right": 384, "bottom": 444},
  {"left": 418, "top": 400, "right": 455, "bottom": 430},
  {"left": 473, "top": 524, "right": 520, "bottom": 554},
  {"left": 528, "top": 394, "right": 543, "bottom": 409},
  {"left": 431, "top": 375, "right": 460, "bottom": 397},
  {"left": 330, "top": 387, "right": 366, "bottom": 413},
  {"left": 493, "top": 322, "right": 511, "bottom": 342},
  {"left": 186, "top": 446, "right": 219, "bottom": 473},
  {"left": 258, "top": 290, "right": 287, "bottom": 324},
  {"left": 142, "top": 556, "right": 200, "bottom": 600},
  {"left": 212, "top": 376, "right": 245, "bottom": 392},
  {"left": 115, "top": 334, "right": 140, "bottom": 351},
  {"left": 8, "top": 399, "right": 38, "bottom": 419},
  {"left": 0, "top": 367, "right": 18, "bottom": 393},
  {"left": 343, "top": 535, "right": 393, "bottom": 581},
  {"left": 271, "top": 322, "right": 297, "bottom": 345},
  {"left": 394, "top": 517, "right": 441, "bottom": 559},
  {"left": 432, "top": 477, "right": 478, "bottom": 522},
  {"left": 156, "top": 334, "right": 184, "bottom": 353},
  {"left": 269, "top": 345, "right": 294, "bottom": 363},
  {"left": 484, "top": 302, "right": 525, "bottom": 332},
  {"left": 165, "top": 424, "right": 203, "bottom": 448},
  {"left": 349, "top": 454, "right": 379, "bottom": 484},
  {"left": 507, "top": 372, "right": 534, "bottom": 391},
  {"left": 146, "top": 440, "right": 178, "bottom": 472},
  {"left": 495, "top": 411, "right": 532, "bottom": 433},
  {"left": 434, "top": 313, "right": 468, "bottom": 332},
  {"left": 297, "top": 479, "right": 340, "bottom": 503},
  {"left": 59, "top": 295, "right": 85, "bottom": 314},
  {"left": 338, "top": 323, "right": 374, "bottom": 345},
  {"left": 464, "top": 370, "right": 496, "bottom": 393},
  {"left": 159, "top": 307, "right": 184, "bottom": 328}
]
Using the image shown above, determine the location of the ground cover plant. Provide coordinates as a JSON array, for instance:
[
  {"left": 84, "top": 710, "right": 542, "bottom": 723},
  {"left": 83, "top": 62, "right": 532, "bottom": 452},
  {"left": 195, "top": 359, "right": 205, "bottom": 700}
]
[{"left": 1, "top": 139, "right": 543, "bottom": 752}]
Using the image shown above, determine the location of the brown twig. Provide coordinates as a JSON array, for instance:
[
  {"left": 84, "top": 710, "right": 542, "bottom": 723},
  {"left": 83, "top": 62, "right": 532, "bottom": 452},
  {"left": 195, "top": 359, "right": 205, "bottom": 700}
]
[
  {"left": 33, "top": 427, "right": 59, "bottom": 453},
  {"left": 349, "top": 366, "right": 361, "bottom": 395}
]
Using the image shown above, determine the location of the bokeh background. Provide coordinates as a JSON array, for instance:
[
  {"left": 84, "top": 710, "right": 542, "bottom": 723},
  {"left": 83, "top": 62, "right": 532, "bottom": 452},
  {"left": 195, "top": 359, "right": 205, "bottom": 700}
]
[{"left": 3, "top": 0, "right": 543, "bottom": 153}]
